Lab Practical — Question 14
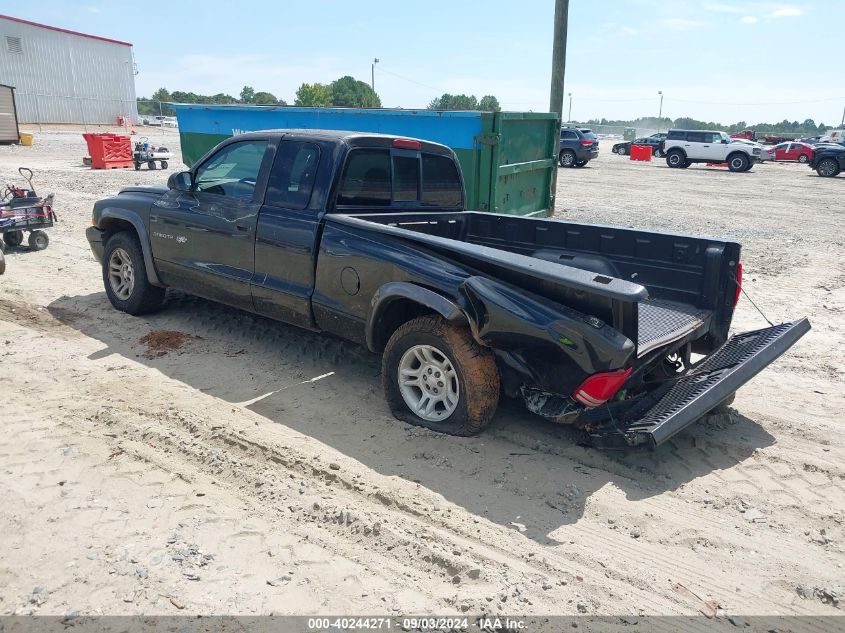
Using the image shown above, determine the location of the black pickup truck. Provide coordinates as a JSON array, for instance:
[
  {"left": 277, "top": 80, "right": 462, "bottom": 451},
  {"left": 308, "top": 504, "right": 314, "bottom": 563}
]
[{"left": 86, "top": 130, "right": 809, "bottom": 449}]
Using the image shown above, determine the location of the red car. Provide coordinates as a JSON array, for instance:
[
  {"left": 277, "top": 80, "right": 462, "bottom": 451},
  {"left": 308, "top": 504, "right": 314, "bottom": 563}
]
[{"left": 772, "top": 141, "right": 815, "bottom": 163}]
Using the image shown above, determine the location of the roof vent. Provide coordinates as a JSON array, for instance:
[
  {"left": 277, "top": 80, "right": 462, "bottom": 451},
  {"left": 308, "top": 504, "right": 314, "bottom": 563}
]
[{"left": 6, "top": 36, "right": 23, "bottom": 54}]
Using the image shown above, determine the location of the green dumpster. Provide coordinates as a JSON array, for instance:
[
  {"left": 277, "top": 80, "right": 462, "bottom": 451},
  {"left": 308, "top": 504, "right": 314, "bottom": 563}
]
[{"left": 172, "top": 105, "right": 560, "bottom": 217}]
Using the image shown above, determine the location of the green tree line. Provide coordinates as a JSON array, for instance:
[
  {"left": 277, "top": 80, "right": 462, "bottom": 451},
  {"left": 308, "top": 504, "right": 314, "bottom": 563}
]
[
  {"left": 138, "top": 80, "right": 503, "bottom": 114},
  {"left": 582, "top": 116, "right": 832, "bottom": 136}
]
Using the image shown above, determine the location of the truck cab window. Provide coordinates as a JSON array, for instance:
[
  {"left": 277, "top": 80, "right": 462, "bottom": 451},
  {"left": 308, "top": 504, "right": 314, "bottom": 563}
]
[
  {"left": 194, "top": 141, "right": 268, "bottom": 201},
  {"left": 266, "top": 141, "right": 320, "bottom": 209},
  {"left": 337, "top": 149, "right": 391, "bottom": 206},
  {"left": 422, "top": 154, "right": 461, "bottom": 207},
  {"left": 393, "top": 155, "right": 420, "bottom": 201}
]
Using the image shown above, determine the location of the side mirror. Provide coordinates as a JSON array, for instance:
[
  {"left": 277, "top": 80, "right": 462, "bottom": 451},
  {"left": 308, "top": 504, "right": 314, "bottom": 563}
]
[
  {"left": 722, "top": 139, "right": 729, "bottom": 144},
  {"left": 168, "top": 171, "right": 194, "bottom": 192}
]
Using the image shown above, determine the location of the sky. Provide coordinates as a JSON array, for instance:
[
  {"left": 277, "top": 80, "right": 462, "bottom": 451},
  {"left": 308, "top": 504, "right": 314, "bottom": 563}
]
[{"left": 3, "top": 0, "right": 844, "bottom": 126}]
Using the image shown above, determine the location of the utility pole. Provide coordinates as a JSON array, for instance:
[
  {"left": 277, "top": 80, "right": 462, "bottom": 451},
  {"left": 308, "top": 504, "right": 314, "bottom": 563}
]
[
  {"left": 658, "top": 91, "right": 664, "bottom": 132},
  {"left": 567, "top": 93, "right": 572, "bottom": 123},
  {"left": 841, "top": 104, "right": 844, "bottom": 127},
  {"left": 549, "top": 0, "right": 569, "bottom": 119},
  {"left": 371, "top": 58, "right": 379, "bottom": 93}
]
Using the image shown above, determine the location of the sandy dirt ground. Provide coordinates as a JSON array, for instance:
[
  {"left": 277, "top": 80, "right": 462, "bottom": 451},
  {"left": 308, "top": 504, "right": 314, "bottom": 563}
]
[{"left": 0, "top": 129, "right": 843, "bottom": 617}]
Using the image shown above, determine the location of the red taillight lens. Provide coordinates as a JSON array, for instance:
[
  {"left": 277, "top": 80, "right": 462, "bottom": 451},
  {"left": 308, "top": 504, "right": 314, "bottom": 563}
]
[
  {"left": 734, "top": 262, "right": 743, "bottom": 306},
  {"left": 572, "top": 368, "right": 632, "bottom": 408},
  {"left": 581, "top": 139, "right": 593, "bottom": 146},
  {"left": 393, "top": 138, "right": 421, "bottom": 150}
]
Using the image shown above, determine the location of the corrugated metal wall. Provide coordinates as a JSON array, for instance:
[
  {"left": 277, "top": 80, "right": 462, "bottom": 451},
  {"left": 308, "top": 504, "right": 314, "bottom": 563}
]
[{"left": 0, "top": 17, "right": 138, "bottom": 124}]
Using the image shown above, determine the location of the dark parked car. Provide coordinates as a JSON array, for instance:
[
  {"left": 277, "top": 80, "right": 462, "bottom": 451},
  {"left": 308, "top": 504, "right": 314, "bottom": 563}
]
[
  {"left": 809, "top": 145, "right": 845, "bottom": 177},
  {"left": 612, "top": 136, "right": 665, "bottom": 157},
  {"left": 559, "top": 127, "right": 599, "bottom": 167},
  {"left": 86, "top": 130, "right": 808, "bottom": 449}
]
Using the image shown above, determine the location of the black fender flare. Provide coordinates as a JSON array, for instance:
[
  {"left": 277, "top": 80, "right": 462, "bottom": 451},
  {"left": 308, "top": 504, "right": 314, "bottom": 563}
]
[
  {"left": 99, "top": 208, "right": 163, "bottom": 287},
  {"left": 366, "top": 282, "right": 468, "bottom": 353}
]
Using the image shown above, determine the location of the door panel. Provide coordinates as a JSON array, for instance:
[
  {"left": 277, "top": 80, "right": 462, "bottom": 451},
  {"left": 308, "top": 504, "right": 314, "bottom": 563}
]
[
  {"left": 150, "top": 139, "right": 269, "bottom": 309},
  {"left": 251, "top": 140, "right": 322, "bottom": 329}
]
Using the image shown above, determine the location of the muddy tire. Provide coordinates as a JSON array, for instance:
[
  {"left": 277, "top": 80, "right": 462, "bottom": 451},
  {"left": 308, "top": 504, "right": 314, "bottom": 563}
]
[
  {"left": 382, "top": 315, "right": 499, "bottom": 436},
  {"left": 102, "top": 231, "right": 166, "bottom": 315},
  {"left": 0, "top": 249, "right": 5, "bottom": 275}
]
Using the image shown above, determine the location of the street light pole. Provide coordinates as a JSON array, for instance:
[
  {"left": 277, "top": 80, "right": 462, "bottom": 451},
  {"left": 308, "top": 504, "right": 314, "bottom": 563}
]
[
  {"left": 371, "top": 58, "right": 379, "bottom": 93},
  {"left": 658, "top": 91, "right": 664, "bottom": 132},
  {"left": 567, "top": 93, "right": 572, "bottom": 123},
  {"left": 548, "top": 0, "right": 570, "bottom": 119}
]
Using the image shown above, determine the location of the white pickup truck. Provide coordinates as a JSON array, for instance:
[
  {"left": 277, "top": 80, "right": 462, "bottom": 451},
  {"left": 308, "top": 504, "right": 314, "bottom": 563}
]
[{"left": 662, "top": 129, "right": 761, "bottom": 172}]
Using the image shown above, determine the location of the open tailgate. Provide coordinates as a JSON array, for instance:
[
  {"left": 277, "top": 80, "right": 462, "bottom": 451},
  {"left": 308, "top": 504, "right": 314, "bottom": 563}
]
[{"left": 590, "top": 318, "right": 811, "bottom": 449}]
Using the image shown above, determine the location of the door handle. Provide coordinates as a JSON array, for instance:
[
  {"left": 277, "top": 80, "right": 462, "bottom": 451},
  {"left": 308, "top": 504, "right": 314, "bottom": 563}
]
[{"left": 235, "top": 224, "right": 250, "bottom": 232}]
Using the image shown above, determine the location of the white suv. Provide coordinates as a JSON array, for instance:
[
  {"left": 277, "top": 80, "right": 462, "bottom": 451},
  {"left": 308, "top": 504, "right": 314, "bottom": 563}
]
[{"left": 662, "top": 129, "right": 760, "bottom": 172}]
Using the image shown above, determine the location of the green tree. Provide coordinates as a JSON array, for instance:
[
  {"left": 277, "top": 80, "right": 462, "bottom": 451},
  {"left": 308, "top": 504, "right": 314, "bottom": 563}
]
[
  {"left": 330, "top": 76, "right": 381, "bottom": 108},
  {"left": 295, "top": 82, "right": 333, "bottom": 107},
  {"left": 240, "top": 85, "right": 255, "bottom": 103},
  {"left": 253, "top": 91, "right": 280, "bottom": 105},
  {"left": 478, "top": 95, "right": 501, "bottom": 112}
]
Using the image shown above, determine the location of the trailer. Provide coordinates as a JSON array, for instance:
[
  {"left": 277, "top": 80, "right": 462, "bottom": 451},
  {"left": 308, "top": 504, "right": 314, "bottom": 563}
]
[{"left": 171, "top": 104, "right": 560, "bottom": 217}]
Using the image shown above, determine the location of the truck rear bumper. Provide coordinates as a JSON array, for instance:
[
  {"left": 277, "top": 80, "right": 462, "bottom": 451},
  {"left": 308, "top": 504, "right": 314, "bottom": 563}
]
[{"left": 587, "top": 318, "right": 811, "bottom": 449}]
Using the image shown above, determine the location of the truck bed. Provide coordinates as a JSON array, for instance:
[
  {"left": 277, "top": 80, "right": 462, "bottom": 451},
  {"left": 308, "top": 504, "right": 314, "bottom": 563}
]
[{"left": 334, "top": 210, "right": 738, "bottom": 357}]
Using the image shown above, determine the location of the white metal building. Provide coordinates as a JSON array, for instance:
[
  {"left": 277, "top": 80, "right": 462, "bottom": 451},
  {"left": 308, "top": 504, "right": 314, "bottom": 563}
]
[{"left": 0, "top": 14, "right": 137, "bottom": 124}]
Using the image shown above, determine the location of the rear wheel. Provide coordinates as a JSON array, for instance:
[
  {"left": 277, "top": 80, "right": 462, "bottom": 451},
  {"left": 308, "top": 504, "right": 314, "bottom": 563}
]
[
  {"left": 728, "top": 153, "right": 750, "bottom": 172},
  {"left": 382, "top": 315, "right": 499, "bottom": 436},
  {"left": 102, "top": 231, "right": 166, "bottom": 315},
  {"left": 653, "top": 147, "right": 664, "bottom": 158},
  {"left": 616, "top": 146, "right": 627, "bottom": 155},
  {"left": 4, "top": 230, "right": 23, "bottom": 247},
  {"left": 28, "top": 230, "right": 49, "bottom": 251},
  {"left": 134, "top": 162, "right": 141, "bottom": 171},
  {"left": 0, "top": 249, "right": 4, "bottom": 275},
  {"left": 666, "top": 150, "right": 686, "bottom": 168},
  {"left": 147, "top": 160, "right": 157, "bottom": 170},
  {"left": 559, "top": 150, "right": 576, "bottom": 168},
  {"left": 161, "top": 160, "right": 169, "bottom": 169},
  {"left": 575, "top": 160, "right": 588, "bottom": 167},
  {"left": 816, "top": 158, "right": 840, "bottom": 177}
]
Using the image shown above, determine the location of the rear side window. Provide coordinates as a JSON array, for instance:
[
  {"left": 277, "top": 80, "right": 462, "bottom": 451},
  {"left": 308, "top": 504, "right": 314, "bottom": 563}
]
[
  {"left": 561, "top": 130, "right": 577, "bottom": 139},
  {"left": 265, "top": 141, "right": 320, "bottom": 209},
  {"left": 686, "top": 132, "right": 706, "bottom": 143},
  {"left": 580, "top": 130, "right": 597, "bottom": 140},
  {"left": 667, "top": 130, "right": 685, "bottom": 140},
  {"left": 422, "top": 154, "right": 461, "bottom": 207},
  {"left": 337, "top": 150, "right": 391, "bottom": 206}
]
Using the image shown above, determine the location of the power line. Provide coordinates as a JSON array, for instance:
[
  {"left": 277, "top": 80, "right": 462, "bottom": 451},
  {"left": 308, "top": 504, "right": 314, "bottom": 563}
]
[
  {"left": 665, "top": 96, "right": 845, "bottom": 106},
  {"left": 375, "top": 66, "right": 442, "bottom": 93}
]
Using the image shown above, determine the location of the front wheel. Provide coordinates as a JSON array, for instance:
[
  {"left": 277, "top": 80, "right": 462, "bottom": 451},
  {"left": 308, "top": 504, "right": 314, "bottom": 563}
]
[
  {"left": 147, "top": 160, "right": 157, "bottom": 170},
  {"left": 728, "top": 153, "right": 750, "bottom": 172},
  {"left": 161, "top": 160, "right": 169, "bottom": 169},
  {"left": 798, "top": 154, "right": 809, "bottom": 164},
  {"left": 816, "top": 158, "right": 840, "bottom": 177},
  {"left": 102, "top": 231, "right": 166, "bottom": 315},
  {"left": 382, "top": 315, "right": 499, "bottom": 436},
  {"left": 559, "top": 150, "right": 576, "bottom": 168},
  {"left": 616, "top": 146, "right": 627, "bottom": 155},
  {"left": 653, "top": 148, "right": 664, "bottom": 158}
]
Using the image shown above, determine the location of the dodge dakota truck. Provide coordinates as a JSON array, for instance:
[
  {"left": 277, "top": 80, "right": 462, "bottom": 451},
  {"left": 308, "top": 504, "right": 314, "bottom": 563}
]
[{"left": 86, "top": 130, "right": 809, "bottom": 449}]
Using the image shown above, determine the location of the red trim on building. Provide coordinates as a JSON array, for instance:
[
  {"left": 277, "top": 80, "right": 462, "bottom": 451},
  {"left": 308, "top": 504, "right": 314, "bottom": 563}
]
[{"left": 0, "top": 14, "right": 132, "bottom": 47}]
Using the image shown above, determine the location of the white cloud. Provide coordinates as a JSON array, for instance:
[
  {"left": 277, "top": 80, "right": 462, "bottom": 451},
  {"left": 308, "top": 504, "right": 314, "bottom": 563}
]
[
  {"left": 705, "top": 3, "right": 745, "bottom": 13},
  {"left": 740, "top": 15, "right": 758, "bottom": 23},
  {"left": 660, "top": 18, "right": 706, "bottom": 31},
  {"left": 770, "top": 5, "right": 803, "bottom": 17},
  {"left": 86, "top": 6, "right": 102, "bottom": 13}
]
